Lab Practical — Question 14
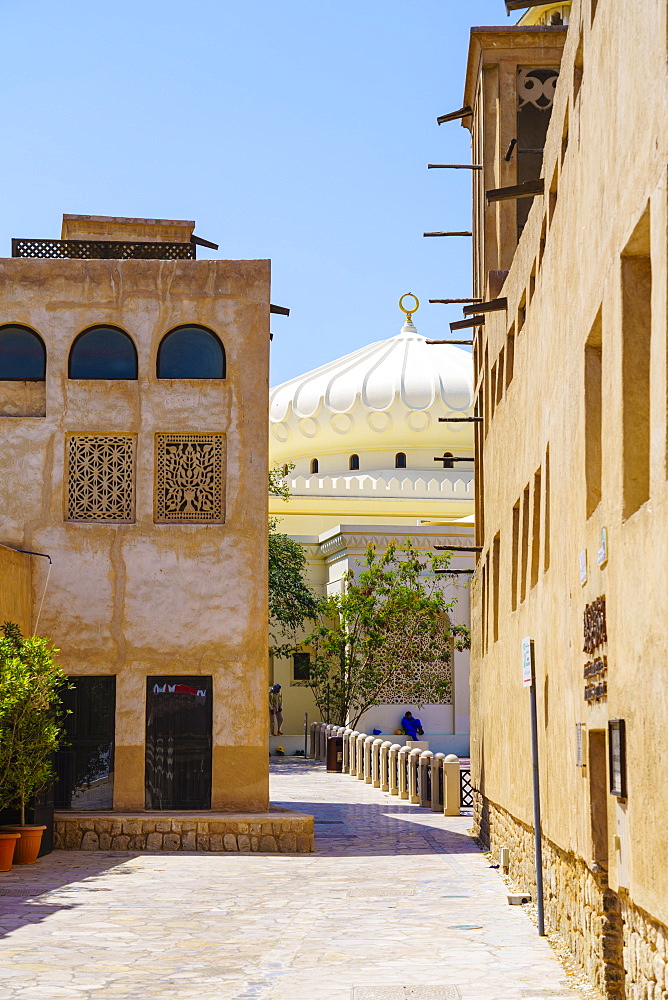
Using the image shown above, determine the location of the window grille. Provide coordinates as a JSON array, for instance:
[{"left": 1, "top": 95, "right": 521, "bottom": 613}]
[
  {"left": 66, "top": 435, "right": 135, "bottom": 522},
  {"left": 12, "top": 238, "right": 196, "bottom": 260},
  {"left": 155, "top": 433, "right": 225, "bottom": 523}
]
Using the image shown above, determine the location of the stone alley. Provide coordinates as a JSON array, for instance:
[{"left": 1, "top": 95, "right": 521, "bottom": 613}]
[{"left": 0, "top": 760, "right": 588, "bottom": 1000}]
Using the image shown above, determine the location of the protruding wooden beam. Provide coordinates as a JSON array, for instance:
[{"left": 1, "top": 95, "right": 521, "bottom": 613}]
[
  {"left": 462, "top": 297, "right": 508, "bottom": 316},
  {"left": 428, "top": 164, "right": 482, "bottom": 170},
  {"left": 424, "top": 231, "right": 472, "bottom": 237},
  {"left": 505, "top": 0, "right": 565, "bottom": 11},
  {"left": 434, "top": 545, "right": 482, "bottom": 552},
  {"left": 438, "top": 417, "right": 483, "bottom": 422},
  {"left": 429, "top": 298, "right": 482, "bottom": 304},
  {"left": 450, "top": 316, "right": 485, "bottom": 331},
  {"left": 270, "top": 304, "right": 290, "bottom": 316},
  {"left": 437, "top": 106, "right": 472, "bottom": 125},
  {"left": 486, "top": 178, "right": 544, "bottom": 205},
  {"left": 426, "top": 339, "right": 473, "bottom": 345}
]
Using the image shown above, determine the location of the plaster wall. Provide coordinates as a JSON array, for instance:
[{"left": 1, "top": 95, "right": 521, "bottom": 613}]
[
  {"left": 468, "top": 0, "right": 668, "bottom": 992},
  {"left": 0, "top": 254, "right": 270, "bottom": 812}
]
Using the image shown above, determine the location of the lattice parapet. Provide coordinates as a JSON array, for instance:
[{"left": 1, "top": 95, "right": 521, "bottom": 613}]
[
  {"left": 155, "top": 433, "right": 226, "bottom": 523},
  {"left": 66, "top": 435, "right": 135, "bottom": 522},
  {"left": 12, "top": 238, "right": 196, "bottom": 260}
]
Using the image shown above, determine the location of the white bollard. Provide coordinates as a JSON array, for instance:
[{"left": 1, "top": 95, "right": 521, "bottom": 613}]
[
  {"left": 363, "top": 736, "right": 375, "bottom": 783},
  {"left": 348, "top": 731, "right": 359, "bottom": 775},
  {"left": 419, "top": 751, "right": 433, "bottom": 808},
  {"left": 443, "top": 753, "right": 461, "bottom": 816},
  {"left": 371, "top": 738, "right": 383, "bottom": 787},
  {"left": 431, "top": 753, "right": 446, "bottom": 811},
  {"left": 388, "top": 744, "right": 402, "bottom": 795},
  {"left": 356, "top": 734, "right": 367, "bottom": 779},
  {"left": 342, "top": 728, "right": 353, "bottom": 772},
  {"left": 379, "top": 741, "right": 392, "bottom": 791},
  {"left": 408, "top": 748, "right": 422, "bottom": 804},
  {"left": 398, "top": 746, "right": 410, "bottom": 799}
]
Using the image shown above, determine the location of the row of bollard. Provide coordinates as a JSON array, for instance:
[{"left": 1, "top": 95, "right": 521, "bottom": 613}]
[{"left": 309, "top": 722, "right": 462, "bottom": 816}]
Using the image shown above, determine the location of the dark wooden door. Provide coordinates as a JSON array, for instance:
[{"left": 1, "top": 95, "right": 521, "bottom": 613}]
[{"left": 145, "top": 677, "right": 212, "bottom": 810}]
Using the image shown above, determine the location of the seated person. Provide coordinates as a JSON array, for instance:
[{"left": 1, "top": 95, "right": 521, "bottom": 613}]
[{"left": 401, "top": 711, "right": 424, "bottom": 740}]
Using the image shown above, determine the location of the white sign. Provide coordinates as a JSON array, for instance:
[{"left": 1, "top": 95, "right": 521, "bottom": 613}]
[
  {"left": 522, "top": 637, "right": 534, "bottom": 687},
  {"left": 597, "top": 527, "right": 608, "bottom": 567},
  {"left": 579, "top": 550, "right": 588, "bottom": 586}
]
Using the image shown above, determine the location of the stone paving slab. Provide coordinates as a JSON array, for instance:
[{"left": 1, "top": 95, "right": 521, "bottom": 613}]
[{"left": 0, "top": 759, "right": 584, "bottom": 1000}]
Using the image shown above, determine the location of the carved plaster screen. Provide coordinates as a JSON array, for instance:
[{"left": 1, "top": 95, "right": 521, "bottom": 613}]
[
  {"left": 155, "top": 433, "right": 226, "bottom": 522},
  {"left": 517, "top": 66, "right": 559, "bottom": 236},
  {"left": 66, "top": 434, "right": 135, "bottom": 522}
]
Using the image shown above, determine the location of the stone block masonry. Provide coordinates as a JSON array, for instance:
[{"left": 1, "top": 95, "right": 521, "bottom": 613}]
[
  {"left": 54, "top": 809, "right": 314, "bottom": 853},
  {"left": 474, "top": 793, "right": 667, "bottom": 1000}
]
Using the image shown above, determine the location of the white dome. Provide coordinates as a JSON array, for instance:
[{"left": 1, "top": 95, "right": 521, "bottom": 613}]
[
  {"left": 269, "top": 315, "right": 475, "bottom": 499},
  {"left": 271, "top": 319, "right": 472, "bottom": 423}
]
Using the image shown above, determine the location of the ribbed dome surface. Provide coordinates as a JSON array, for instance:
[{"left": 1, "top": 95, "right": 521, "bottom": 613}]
[{"left": 270, "top": 319, "right": 473, "bottom": 422}]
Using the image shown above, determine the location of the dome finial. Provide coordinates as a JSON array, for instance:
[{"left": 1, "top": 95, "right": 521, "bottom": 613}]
[{"left": 399, "top": 292, "right": 420, "bottom": 323}]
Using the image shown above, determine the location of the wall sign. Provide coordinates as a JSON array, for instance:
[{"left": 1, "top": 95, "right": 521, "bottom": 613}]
[
  {"left": 522, "top": 637, "right": 534, "bottom": 687},
  {"left": 579, "top": 550, "right": 588, "bottom": 586},
  {"left": 597, "top": 527, "right": 608, "bottom": 567},
  {"left": 608, "top": 719, "right": 627, "bottom": 798},
  {"left": 583, "top": 596, "right": 607, "bottom": 702}
]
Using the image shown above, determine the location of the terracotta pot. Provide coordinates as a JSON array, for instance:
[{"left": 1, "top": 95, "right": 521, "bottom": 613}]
[
  {"left": 0, "top": 825, "right": 47, "bottom": 865},
  {"left": 0, "top": 833, "right": 20, "bottom": 872}
]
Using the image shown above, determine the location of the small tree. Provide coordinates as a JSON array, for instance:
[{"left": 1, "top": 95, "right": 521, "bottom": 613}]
[
  {"left": 0, "top": 622, "right": 68, "bottom": 824},
  {"left": 303, "top": 540, "right": 469, "bottom": 727},
  {"left": 268, "top": 465, "right": 320, "bottom": 655}
]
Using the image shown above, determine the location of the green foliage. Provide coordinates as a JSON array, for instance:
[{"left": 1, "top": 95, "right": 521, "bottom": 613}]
[
  {"left": 0, "top": 622, "right": 69, "bottom": 824},
  {"left": 268, "top": 464, "right": 320, "bottom": 655},
  {"left": 302, "top": 540, "right": 470, "bottom": 727}
]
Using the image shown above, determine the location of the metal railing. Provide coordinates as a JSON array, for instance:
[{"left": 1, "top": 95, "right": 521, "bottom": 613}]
[{"left": 310, "top": 722, "right": 471, "bottom": 816}]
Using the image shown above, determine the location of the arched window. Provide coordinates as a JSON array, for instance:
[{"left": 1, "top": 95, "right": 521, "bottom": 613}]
[
  {"left": 443, "top": 452, "right": 454, "bottom": 469},
  {"left": 395, "top": 452, "right": 406, "bottom": 469},
  {"left": 69, "top": 326, "right": 137, "bottom": 380},
  {"left": 157, "top": 325, "right": 225, "bottom": 379},
  {"left": 349, "top": 454, "right": 359, "bottom": 471},
  {"left": 310, "top": 458, "right": 319, "bottom": 474},
  {"left": 0, "top": 325, "right": 46, "bottom": 380}
]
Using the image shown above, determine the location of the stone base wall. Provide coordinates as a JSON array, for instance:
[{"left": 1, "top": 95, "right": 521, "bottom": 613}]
[
  {"left": 474, "top": 792, "right": 624, "bottom": 998},
  {"left": 474, "top": 793, "right": 668, "bottom": 1000},
  {"left": 54, "top": 810, "right": 314, "bottom": 853}
]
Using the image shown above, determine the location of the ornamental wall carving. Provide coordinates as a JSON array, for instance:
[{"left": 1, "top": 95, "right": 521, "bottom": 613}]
[
  {"left": 66, "top": 434, "right": 135, "bottom": 522},
  {"left": 154, "top": 433, "right": 226, "bottom": 523}
]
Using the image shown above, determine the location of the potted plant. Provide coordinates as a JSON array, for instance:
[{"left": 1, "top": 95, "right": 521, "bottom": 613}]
[{"left": 0, "top": 622, "right": 68, "bottom": 864}]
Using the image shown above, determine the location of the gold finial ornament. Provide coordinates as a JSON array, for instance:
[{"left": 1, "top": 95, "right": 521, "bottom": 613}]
[{"left": 399, "top": 293, "right": 420, "bottom": 321}]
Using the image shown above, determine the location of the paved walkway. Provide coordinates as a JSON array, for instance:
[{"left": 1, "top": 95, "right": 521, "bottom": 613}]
[{"left": 0, "top": 760, "right": 582, "bottom": 1000}]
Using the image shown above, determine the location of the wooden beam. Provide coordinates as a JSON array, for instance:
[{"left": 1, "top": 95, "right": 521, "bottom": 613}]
[
  {"left": 462, "top": 297, "right": 508, "bottom": 316},
  {"left": 438, "top": 417, "right": 483, "bottom": 422},
  {"left": 428, "top": 164, "right": 482, "bottom": 170},
  {"left": 434, "top": 545, "right": 482, "bottom": 552},
  {"left": 270, "top": 304, "right": 290, "bottom": 316},
  {"left": 437, "top": 105, "right": 472, "bottom": 125},
  {"left": 426, "top": 339, "right": 473, "bottom": 345},
  {"left": 450, "top": 316, "right": 485, "bottom": 331},
  {"left": 424, "top": 231, "right": 472, "bottom": 238},
  {"left": 486, "top": 178, "right": 544, "bottom": 205},
  {"left": 429, "top": 298, "right": 482, "bottom": 304}
]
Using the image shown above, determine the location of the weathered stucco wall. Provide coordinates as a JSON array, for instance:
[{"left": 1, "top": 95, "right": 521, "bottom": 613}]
[
  {"left": 468, "top": 0, "right": 668, "bottom": 996},
  {"left": 0, "top": 254, "right": 270, "bottom": 812},
  {"left": 0, "top": 544, "right": 32, "bottom": 635}
]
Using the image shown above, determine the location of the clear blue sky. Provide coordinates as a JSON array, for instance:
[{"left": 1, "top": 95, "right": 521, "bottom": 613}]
[{"left": 2, "top": 0, "right": 509, "bottom": 386}]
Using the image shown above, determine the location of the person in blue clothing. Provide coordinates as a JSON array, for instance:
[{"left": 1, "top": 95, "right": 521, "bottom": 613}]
[{"left": 401, "top": 711, "right": 424, "bottom": 739}]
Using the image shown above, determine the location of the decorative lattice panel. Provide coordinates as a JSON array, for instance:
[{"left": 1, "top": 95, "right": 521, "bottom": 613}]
[
  {"left": 460, "top": 768, "right": 473, "bottom": 808},
  {"left": 375, "top": 656, "right": 452, "bottom": 706},
  {"left": 12, "top": 239, "right": 195, "bottom": 260},
  {"left": 155, "top": 433, "right": 225, "bottom": 523},
  {"left": 66, "top": 435, "right": 135, "bottom": 522}
]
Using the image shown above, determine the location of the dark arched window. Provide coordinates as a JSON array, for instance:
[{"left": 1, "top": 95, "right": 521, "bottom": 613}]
[
  {"left": 349, "top": 454, "right": 359, "bottom": 471},
  {"left": 310, "top": 458, "right": 319, "bottom": 474},
  {"left": 0, "top": 325, "right": 46, "bottom": 380},
  {"left": 395, "top": 452, "right": 406, "bottom": 469},
  {"left": 157, "top": 325, "right": 225, "bottom": 379},
  {"left": 443, "top": 452, "right": 454, "bottom": 469},
  {"left": 69, "top": 326, "right": 137, "bottom": 380}
]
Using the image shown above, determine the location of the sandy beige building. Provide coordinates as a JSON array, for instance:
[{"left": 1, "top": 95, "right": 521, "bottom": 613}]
[
  {"left": 0, "top": 215, "right": 272, "bottom": 817},
  {"left": 461, "top": 1, "right": 668, "bottom": 997}
]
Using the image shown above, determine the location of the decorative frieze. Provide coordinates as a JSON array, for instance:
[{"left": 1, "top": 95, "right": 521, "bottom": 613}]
[
  {"left": 66, "top": 434, "right": 135, "bottom": 522},
  {"left": 154, "top": 433, "right": 225, "bottom": 523}
]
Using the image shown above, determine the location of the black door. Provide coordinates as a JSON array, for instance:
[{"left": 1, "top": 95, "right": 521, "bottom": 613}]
[
  {"left": 145, "top": 676, "right": 212, "bottom": 810},
  {"left": 55, "top": 676, "right": 116, "bottom": 810}
]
